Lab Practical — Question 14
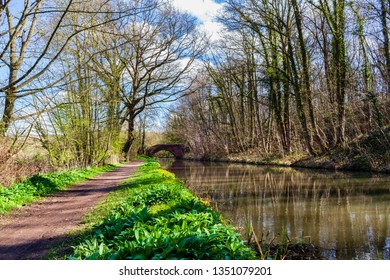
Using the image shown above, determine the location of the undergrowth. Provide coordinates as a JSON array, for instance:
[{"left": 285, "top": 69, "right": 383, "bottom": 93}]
[
  {"left": 60, "top": 158, "right": 256, "bottom": 260},
  {"left": 0, "top": 164, "right": 118, "bottom": 215}
]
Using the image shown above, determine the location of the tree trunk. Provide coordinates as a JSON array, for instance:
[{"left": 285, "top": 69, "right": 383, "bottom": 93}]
[
  {"left": 291, "top": 0, "right": 327, "bottom": 152},
  {"left": 123, "top": 115, "right": 136, "bottom": 162},
  {"left": 331, "top": 0, "right": 347, "bottom": 145},
  {"left": 140, "top": 114, "right": 146, "bottom": 155},
  {"left": 1, "top": 90, "right": 16, "bottom": 136},
  {"left": 282, "top": 45, "right": 291, "bottom": 154},
  {"left": 381, "top": 0, "right": 390, "bottom": 95},
  {"left": 287, "top": 36, "right": 316, "bottom": 155}
]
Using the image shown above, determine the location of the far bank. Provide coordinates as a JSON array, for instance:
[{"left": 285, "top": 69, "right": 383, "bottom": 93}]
[{"left": 180, "top": 127, "right": 390, "bottom": 173}]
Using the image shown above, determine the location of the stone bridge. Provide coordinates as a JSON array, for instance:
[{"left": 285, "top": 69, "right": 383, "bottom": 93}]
[{"left": 145, "top": 144, "right": 187, "bottom": 159}]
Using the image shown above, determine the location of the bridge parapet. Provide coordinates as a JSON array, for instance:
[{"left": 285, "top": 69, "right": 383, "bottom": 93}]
[{"left": 145, "top": 144, "right": 187, "bottom": 159}]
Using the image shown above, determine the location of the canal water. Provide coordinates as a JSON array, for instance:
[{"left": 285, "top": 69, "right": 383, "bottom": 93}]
[{"left": 159, "top": 159, "right": 390, "bottom": 260}]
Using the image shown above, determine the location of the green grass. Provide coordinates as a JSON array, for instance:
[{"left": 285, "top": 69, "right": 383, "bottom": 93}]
[
  {"left": 0, "top": 164, "right": 119, "bottom": 215},
  {"left": 59, "top": 158, "right": 256, "bottom": 260}
]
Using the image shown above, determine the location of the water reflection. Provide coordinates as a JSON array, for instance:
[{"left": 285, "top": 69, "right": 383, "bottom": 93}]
[{"left": 160, "top": 159, "right": 390, "bottom": 260}]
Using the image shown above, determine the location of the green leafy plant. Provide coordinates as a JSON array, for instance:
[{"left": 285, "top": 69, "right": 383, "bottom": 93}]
[{"left": 64, "top": 158, "right": 256, "bottom": 260}]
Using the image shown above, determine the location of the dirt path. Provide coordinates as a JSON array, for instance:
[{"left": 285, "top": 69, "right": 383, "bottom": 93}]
[{"left": 0, "top": 161, "right": 143, "bottom": 260}]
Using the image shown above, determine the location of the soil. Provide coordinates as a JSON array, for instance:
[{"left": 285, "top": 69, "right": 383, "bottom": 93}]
[{"left": 0, "top": 161, "right": 143, "bottom": 260}]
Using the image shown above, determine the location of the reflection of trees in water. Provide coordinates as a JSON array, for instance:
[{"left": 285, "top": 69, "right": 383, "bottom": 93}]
[{"left": 168, "top": 161, "right": 390, "bottom": 260}]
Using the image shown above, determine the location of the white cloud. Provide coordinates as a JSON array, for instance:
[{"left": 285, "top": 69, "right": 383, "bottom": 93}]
[
  {"left": 170, "top": 0, "right": 224, "bottom": 41},
  {"left": 198, "top": 20, "right": 225, "bottom": 41},
  {"left": 170, "top": 0, "right": 221, "bottom": 22}
]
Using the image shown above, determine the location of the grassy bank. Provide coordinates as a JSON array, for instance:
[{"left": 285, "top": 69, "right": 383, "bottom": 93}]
[
  {"left": 0, "top": 164, "right": 118, "bottom": 215},
  {"left": 52, "top": 158, "right": 256, "bottom": 260}
]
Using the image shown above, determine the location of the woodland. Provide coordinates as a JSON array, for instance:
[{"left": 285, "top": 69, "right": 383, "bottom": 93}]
[{"left": 1, "top": 0, "right": 390, "bottom": 186}]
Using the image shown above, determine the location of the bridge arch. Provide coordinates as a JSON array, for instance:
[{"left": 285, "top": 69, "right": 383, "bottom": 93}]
[{"left": 145, "top": 144, "right": 187, "bottom": 159}]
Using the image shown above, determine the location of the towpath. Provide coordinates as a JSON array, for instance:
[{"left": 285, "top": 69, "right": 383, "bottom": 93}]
[{"left": 0, "top": 161, "right": 143, "bottom": 260}]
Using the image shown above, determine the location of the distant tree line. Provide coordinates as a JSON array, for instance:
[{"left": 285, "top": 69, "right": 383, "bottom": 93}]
[{"left": 165, "top": 0, "right": 390, "bottom": 158}]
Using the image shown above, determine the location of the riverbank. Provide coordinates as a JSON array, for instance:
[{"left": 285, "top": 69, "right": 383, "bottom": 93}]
[
  {"left": 160, "top": 158, "right": 390, "bottom": 259},
  {"left": 50, "top": 157, "right": 257, "bottom": 260},
  {"left": 184, "top": 127, "right": 390, "bottom": 173}
]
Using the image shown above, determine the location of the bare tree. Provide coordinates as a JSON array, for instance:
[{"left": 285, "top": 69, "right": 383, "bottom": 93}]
[
  {"left": 166, "top": 0, "right": 390, "bottom": 160},
  {"left": 0, "top": 0, "right": 149, "bottom": 137},
  {"left": 115, "top": 0, "right": 207, "bottom": 160}
]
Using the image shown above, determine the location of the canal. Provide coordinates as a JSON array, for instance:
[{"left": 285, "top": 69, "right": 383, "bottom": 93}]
[{"left": 159, "top": 159, "right": 390, "bottom": 260}]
